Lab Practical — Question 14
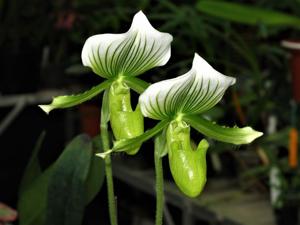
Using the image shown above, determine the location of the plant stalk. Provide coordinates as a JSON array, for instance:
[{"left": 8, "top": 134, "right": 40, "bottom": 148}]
[
  {"left": 101, "top": 121, "right": 118, "bottom": 225},
  {"left": 154, "top": 137, "right": 164, "bottom": 225}
]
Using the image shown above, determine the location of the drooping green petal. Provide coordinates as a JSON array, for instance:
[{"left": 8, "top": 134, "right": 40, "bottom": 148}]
[
  {"left": 139, "top": 53, "right": 236, "bottom": 120},
  {"left": 184, "top": 114, "right": 263, "bottom": 145},
  {"left": 96, "top": 119, "right": 169, "bottom": 158},
  {"left": 81, "top": 11, "right": 173, "bottom": 78},
  {"left": 39, "top": 80, "right": 112, "bottom": 114}
]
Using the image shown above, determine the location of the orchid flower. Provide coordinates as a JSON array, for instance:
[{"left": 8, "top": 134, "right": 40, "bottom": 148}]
[
  {"left": 39, "top": 11, "right": 173, "bottom": 154},
  {"left": 108, "top": 53, "right": 263, "bottom": 197}
]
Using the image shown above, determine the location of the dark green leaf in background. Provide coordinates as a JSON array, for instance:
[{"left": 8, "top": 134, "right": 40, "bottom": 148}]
[
  {"left": 18, "top": 134, "right": 105, "bottom": 225},
  {"left": 197, "top": 0, "right": 300, "bottom": 27},
  {"left": 19, "top": 131, "right": 45, "bottom": 196},
  {"left": 85, "top": 136, "right": 105, "bottom": 203},
  {"left": 45, "top": 134, "right": 92, "bottom": 225}
]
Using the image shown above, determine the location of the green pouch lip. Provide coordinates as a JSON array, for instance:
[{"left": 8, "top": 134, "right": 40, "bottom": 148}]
[
  {"left": 109, "top": 81, "right": 144, "bottom": 155},
  {"left": 167, "top": 120, "right": 209, "bottom": 197},
  {"left": 110, "top": 109, "right": 144, "bottom": 155}
]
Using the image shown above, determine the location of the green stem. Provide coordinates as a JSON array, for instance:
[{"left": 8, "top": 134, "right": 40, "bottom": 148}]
[
  {"left": 154, "top": 137, "right": 164, "bottom": 225},
  {"left": 101, "top": 121, "right": 118, "bottom": 225}
]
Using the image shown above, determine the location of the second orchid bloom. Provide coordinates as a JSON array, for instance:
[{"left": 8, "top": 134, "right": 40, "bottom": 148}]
[{"left": 138, "top": 53, "right": 262, "bottom": 197}]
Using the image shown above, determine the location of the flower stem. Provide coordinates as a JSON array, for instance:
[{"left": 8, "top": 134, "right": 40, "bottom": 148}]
[
  {"left": 154, "top": 137, "right": 164, "bottom": 225},
  {"left": 101, "top": 121, "right": 118, "bottom": 225}
]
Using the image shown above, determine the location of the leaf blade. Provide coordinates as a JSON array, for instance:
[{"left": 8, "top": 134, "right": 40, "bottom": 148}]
[
  {"left": 197, "top": 0, "right": 300, "bottom": 27},
  {"left": 46, "top": 134, "right": 92, "bottom": 225},
  {"left": 19, "top": 131, "right": 45, "bottom": 196}
]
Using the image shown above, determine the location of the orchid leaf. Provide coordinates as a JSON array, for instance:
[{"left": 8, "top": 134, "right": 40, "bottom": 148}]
[
  {"left": 124, "top": 76, "right": 150, "bottom": 94},
  {"left": 39, "top": 80, "right": 112, "bottom": 114},
  {"left": 81, "top": 11, "right": 173, "bottom": 79},
  {"left": 184, "top": 114, "right": 263, "bottom": 145},
  {"left": 46, "top": 135, "right": 92, "bottom": 225},
  {"left": 139, "top": 53, "right": 236, "bottom": 120},
  {"left": 85, "top": 136, "right": 105, "bottom": 203},
  {"left": 97, "top": 120, "right": 169, "bottom": 157},
  {"left": 197, "top": 0, "right": 300, "bottom": 28},
  {"left": 19, "top": 131, "right": 45, "bottom": 196}
]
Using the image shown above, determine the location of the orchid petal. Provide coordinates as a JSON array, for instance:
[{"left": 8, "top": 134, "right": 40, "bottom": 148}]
[
  {"left": 81, "top": 11, "right": 173, "bottom": 78},
  {"left": 39, "top": 80, "right": 112, "bottom": 114},
  {"left": 184, "top": 114, "right": 263, "bottom": 145},
  {"left": 139, "top": 53, "right": 236, "bottom": 120}
]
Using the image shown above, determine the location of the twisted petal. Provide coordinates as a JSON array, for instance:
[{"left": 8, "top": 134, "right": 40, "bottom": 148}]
[
  {"left": 184, "top": 114, "right": 263, "bottom": 145},
  {"left": 139, "top": 53, "right": 236, "bottom": 120},
  {"left": 81, "top": 11, "right": 173, "bottom": 78}
]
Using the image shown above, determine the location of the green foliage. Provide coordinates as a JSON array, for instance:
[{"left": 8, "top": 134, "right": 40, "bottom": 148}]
[
  {"left": 18, "top": 134, "right": 105, "bottom": 225},
  {"left": 197, "top": 0, "right": 300, "bottom": 27},
  {"left": 46, "top": 135, "right": 92, "bottom": 225},
  {"left": 19, "top": 131, "right": 45, "bottom": 196}
]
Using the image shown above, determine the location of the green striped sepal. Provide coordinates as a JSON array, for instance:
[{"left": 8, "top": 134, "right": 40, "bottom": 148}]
[
  {"left": 81, "top": 11, "right": 173, "bottom": 78},
  {"left": 139, "top": 53, "right": 236, "bottom": 120}
]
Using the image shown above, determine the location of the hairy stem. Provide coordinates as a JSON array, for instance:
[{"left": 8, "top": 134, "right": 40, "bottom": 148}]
[
  {"left": 154, "top": 137, "right": 164, "bottom": 225},
  {"left": 101, "top": 121, "right": 118, "bottom": 225}
]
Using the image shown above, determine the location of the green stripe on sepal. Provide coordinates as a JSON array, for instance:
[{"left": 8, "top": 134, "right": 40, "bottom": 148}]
[
  {"left": 39, "top": 80, "right": 112, "bottom": 114},
  {"left": 81, "top": 11, "right": 173, "bottom": 78},
  {"left": 167, "top": 120, "right": 208, "bottom": 197},
  {"left": 108, "top": 81, "right": 144, "bottom": 155},
  {"left": 184, "top": 114, "right": 263, "bottom": 145}
]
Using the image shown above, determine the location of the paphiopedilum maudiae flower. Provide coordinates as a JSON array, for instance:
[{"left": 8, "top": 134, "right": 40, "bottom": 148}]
[
  {"left": 109, "top": 53, "right": 263, "bottom": 197},
  {"left": 39, "top": 11, "right": 173, "bottom": 154}
]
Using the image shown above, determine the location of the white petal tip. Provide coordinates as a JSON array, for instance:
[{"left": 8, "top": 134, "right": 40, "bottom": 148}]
[
  {"left": 244, "top": 129, "right": 263, "bottom": 144},
  {"left": 192, "top": 53, "right": 236, "bottom": 86},
  {"left": 38, "top": 105, "right": 52, "bottom": 114},
  {"left": 131, "top": 11, "right": 151, "bottom": 30},
  {"left": 96, "top": 150, "right": 113, "bottom": 158}
]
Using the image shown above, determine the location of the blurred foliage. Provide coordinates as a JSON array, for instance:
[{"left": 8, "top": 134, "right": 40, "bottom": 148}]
[{"left": 18, "top": 133, "right": 105, "bottom": 225}]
